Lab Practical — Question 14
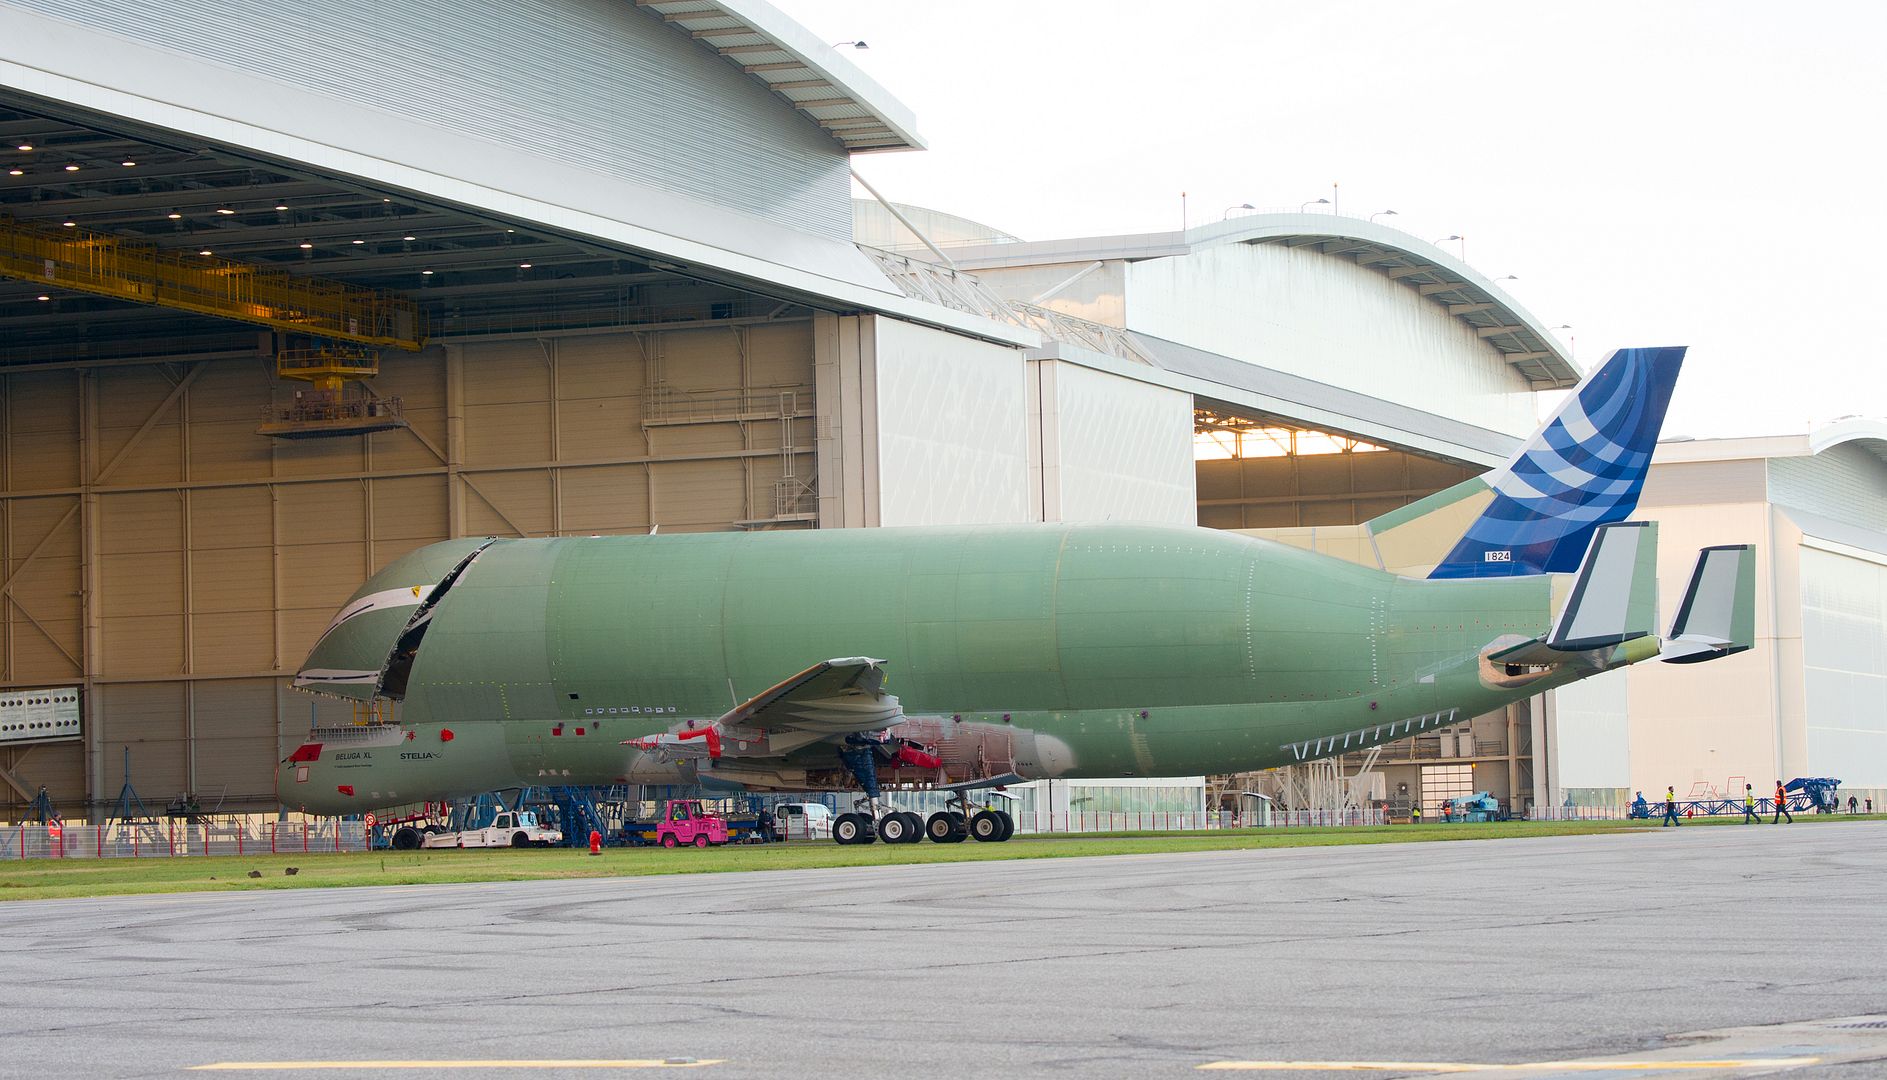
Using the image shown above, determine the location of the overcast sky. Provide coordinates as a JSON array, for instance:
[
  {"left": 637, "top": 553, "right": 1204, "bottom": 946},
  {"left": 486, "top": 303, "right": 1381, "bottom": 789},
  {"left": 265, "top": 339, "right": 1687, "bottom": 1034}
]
[{"left": 779, "top": 0, "right": 1884, "bottom": 439}]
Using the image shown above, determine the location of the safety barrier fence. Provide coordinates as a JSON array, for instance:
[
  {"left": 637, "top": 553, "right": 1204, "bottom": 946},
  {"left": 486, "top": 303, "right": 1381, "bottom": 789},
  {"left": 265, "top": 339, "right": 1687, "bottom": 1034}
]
[
  {"left": 0, "top": 821, "right": 370, "bottom": 860},
  {"left": 1526, "top": 806, "right": 1629, "bottom": 821},
  {"left": 1019, "top": 809, "right": 1389, "bottom": 833}
]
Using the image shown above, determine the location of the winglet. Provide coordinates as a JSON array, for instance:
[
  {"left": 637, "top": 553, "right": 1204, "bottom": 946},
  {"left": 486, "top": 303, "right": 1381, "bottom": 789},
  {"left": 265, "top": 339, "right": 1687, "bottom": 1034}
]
[{"left": 1660, "top": 545, "right": 1757, "bottom": 664}]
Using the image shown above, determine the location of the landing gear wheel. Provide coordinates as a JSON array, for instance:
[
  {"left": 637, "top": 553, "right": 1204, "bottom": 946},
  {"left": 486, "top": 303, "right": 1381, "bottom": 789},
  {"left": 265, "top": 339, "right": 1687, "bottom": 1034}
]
[
  {"left": 925, "top": 812, "right": 958, "bottom": 843},
  {"left": 994, "top": 810, "right": 1015, "bottom": 842},
  {"left": 661, "top": 834, "right": 679, "bottom": 848},
  {"left": 893, "top": 811, "right": 924, "bottom": 844},
  {"left": 970, "top": 810, "right": 1004, "bottom": 842},
  {"left": 390, "top": 826, "right": 421, "bottom": 851},
  {"left": 694, "top": 835, "right": 710, "bottom": 848},
  {"left": 878, "top": 812, "right": 912, "bottom": 844},
  {"left": 834, "top": 812, "right": 877, "bottom": 845}
]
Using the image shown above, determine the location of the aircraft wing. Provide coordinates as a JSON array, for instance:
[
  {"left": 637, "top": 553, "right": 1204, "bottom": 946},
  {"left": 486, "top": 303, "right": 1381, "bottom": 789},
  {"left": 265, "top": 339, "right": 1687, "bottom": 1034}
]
[
  {"left": 721, "top": 657, "right": 903, "bottom": 736},
  {"left": 624, "top": 657, "right": 903, "bottom": 761}
]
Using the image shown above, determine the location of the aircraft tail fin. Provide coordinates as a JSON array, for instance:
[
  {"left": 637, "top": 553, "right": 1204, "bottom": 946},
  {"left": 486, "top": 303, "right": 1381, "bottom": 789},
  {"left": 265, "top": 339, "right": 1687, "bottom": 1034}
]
[
  {"left": 1660, "top": 545, "right": 1757, "bottom": 664},
  {"left": 1374, "top": 345, "right": 1685, "bottom": 579}
]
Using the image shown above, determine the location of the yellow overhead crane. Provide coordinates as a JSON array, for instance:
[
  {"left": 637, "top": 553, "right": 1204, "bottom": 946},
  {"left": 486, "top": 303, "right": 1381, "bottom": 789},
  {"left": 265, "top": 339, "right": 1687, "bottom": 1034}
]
[
  {"left": 1, "top": 214, "right": 426, "bottom": 438},
  {"left": 0, "top": 213, "right": 427, "bottom": 349},
  {"left": 260, "top": 345, "right": 410, "bottom": 439}
]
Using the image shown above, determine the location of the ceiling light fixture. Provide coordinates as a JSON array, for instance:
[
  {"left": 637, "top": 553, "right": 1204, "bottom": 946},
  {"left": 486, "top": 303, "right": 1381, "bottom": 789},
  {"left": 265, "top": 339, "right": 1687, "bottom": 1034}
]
[
  {"left": 63, "top": 164, "right": 79, "bottom": 172},
  {"left": 121, "top": 161, "right": 136, "bottom": 167},
  {"left": 352, "top": 239, "right": 365, "bottom": 245},
  {"left": 16, "top": 143, "right": 32, "bottom": 151},
  {"left": 421, "top": 269, "right": 434, "bottom": 275},
  {"left": 216, "top": 207, "right": 235, "bottom": 215},
  {"left": 61, "top": 221, "right": 75, "bottom": 227},
  {"left": 274, "top": 204, "right": 289, "bottom": 211},
  {"left": 402, "top": 235, "right": 416, "bottom": 241},
  {"left": 167, "top": 212, "right": 182, "bottom": 219},
  {"left": 298, "top": 242, "right": 313, "bottom": 249},
  {"left": 6, "top": 169, "right": 20, "bottom": 177},
  {"left": 518, "top": 262, "right": 533, "bottom": 269},
  {"left": 36, "top": 295, "right": 50, "bottom": 301},
  {"left": 198, "top": 249, "right": 213, "bottom": 256}
]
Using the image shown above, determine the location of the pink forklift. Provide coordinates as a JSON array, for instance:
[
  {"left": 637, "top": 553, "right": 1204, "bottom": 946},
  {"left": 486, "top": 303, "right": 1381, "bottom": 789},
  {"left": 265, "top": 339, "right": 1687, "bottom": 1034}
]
[{"left": 655, "top": 798, "right": 730, "bottom": 848}]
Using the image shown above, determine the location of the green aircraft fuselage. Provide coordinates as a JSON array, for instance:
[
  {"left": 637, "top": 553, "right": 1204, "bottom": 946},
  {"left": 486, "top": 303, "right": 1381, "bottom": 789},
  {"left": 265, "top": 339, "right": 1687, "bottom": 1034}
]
[{"left": 281, "top": 523, "right": 1623, "bottom": 814}]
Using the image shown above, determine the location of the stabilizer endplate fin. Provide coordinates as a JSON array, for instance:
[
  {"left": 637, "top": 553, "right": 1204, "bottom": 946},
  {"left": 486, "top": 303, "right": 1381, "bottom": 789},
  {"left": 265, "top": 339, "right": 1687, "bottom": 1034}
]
[
  {"left": 1484, "top": 523, "right": 1664, "bottom": 666},
  {"left": 1660, "top": 544, "right": 1757, "bottom": 664},
  {"left": 1546, "top": 520, "right": 1659, "bottom": 651}
]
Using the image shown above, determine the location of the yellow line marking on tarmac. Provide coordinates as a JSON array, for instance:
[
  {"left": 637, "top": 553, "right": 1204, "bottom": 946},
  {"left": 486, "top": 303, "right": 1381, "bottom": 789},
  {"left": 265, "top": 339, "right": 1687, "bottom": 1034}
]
[
  {"left": 1197, "top": 1059, "right": 1823, "bottom": 1072},
  {"left": 190, "top": 1061, "right": 722, "bottom": 1071}
]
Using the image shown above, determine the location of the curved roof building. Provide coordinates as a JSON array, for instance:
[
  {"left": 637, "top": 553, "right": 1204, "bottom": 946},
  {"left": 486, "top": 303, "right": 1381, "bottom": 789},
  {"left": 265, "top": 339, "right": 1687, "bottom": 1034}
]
[{"left": 940, "top": 212, "right": 1577, "bottom": 462}]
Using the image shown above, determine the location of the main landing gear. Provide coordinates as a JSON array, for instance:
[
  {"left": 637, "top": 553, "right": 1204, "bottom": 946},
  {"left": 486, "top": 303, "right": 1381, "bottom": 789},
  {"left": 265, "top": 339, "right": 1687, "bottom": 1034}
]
[
  {"left": 831, "top": 796, "right": 1013, "bottom": 846},
  {"left": 831, "top": 735, "right": 1013, "bottom": 845}
]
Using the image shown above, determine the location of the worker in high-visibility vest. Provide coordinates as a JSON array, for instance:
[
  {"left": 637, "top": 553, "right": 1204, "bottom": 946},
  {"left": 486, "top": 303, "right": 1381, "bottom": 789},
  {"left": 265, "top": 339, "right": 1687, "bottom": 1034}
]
[
  {"left": 1410, "top": 802, "right": 1422, "bottom": 824},
  {"left": 1662, "top": 786, "right": 1681, "bottom": 827},
  {"left": 1772, "top": 781, "right": 1794, "bottom": 824},
  {"left": 1743, "top": 784, "right": 1760, "bottom": 824}
]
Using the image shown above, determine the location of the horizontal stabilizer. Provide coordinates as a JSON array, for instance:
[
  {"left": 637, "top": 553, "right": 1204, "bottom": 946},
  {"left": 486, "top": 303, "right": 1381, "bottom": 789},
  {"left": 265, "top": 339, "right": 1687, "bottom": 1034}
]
[
  {"left": 1546, "top": 521, "right": 1660, "bottom": 652},
  {"left": 1661, "top": 544, "right": 1757, "bottom": 664}
]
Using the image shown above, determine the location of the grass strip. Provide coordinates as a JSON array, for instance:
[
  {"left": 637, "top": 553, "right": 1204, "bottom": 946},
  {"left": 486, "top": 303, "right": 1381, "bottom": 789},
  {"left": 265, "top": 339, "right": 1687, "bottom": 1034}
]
[{"left": 3, "top": 815, "right": 1878, "bottom": 902}]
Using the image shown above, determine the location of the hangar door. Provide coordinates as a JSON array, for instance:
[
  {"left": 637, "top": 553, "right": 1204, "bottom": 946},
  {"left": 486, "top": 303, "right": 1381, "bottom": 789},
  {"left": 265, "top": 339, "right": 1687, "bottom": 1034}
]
[{"left": 0, "top": 320, "right": 816, "bottom": 816}]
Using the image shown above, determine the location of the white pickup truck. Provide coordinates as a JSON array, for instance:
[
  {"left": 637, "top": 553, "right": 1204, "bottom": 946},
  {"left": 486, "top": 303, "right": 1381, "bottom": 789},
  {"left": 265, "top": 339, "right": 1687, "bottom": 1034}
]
[{"left": 419, "top": 810, "right": 562, "bottom": 849}]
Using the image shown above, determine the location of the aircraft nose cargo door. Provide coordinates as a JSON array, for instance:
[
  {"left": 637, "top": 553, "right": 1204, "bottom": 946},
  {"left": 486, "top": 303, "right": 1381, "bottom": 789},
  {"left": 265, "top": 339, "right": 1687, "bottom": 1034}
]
[{"left": 293, "top": 538, "right": 493, "bottom": 701}]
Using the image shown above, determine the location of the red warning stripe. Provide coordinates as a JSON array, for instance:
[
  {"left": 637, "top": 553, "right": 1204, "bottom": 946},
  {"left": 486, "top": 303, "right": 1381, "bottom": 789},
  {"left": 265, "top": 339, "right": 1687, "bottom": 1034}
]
[{"left": 287, "top": 743, "right": 323, "bottom": 763}]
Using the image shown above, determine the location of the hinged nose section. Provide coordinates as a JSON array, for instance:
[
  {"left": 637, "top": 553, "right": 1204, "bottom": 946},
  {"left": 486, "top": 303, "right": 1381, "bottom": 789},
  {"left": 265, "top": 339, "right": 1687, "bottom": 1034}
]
[{"left": 294, "top": 537, "right": 493, "bottom": 700}]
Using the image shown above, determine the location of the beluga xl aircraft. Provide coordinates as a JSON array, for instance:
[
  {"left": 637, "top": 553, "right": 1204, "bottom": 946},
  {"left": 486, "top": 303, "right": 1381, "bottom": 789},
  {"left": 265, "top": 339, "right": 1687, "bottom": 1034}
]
[{"left": 282, "top": 346, "right": 1753, "bottom": 845}]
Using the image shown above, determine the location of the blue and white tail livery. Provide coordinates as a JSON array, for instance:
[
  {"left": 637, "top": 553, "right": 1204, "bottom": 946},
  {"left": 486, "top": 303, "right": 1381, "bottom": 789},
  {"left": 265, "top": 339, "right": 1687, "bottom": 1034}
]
[{"left": 1428, "top": 346, "right": 1685, "bottom": 579}]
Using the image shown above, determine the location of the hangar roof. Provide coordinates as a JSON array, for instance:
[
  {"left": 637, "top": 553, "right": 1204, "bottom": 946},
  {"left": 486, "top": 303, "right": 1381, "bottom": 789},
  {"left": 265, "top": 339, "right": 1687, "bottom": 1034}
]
[
  {"left": 1657, "top": 417, "right": 1887, "bottom": 468},
  {"left": 948, "top": 213, "right": 1581, "bottom": 389},
  {"left": 639, "top": 0, "right": 925, "bottom": 152}
]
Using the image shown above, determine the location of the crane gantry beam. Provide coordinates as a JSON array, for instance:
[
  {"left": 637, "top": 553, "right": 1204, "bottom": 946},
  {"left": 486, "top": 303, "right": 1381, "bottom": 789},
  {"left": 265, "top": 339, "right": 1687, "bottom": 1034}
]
[{"left": 0, "top": 214, "right": 427, "bottom": 350}]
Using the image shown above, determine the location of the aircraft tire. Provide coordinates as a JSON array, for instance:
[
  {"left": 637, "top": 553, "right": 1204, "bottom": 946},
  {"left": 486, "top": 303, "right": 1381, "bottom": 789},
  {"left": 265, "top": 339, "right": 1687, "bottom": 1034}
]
[
  {"left": 969, "top": 810, "right": 1003, "bottom": 842},
  {"left": 390, "top": 826, "right": 421, "bottom": 851},
  {"left": 833, "top": 812, "right": 864, "bottom": 845},
  {"left": 878, "top": 813, "right": 910, "bottom": 844},
  {"left": 894, "top": 808, "right": 924, "bottom": 842},
  {"left": 994, "top": 811, "right": 1015, "bottom": 842},
  {"left": 925, "top": 812, "right": 961, "bottom": 843}
]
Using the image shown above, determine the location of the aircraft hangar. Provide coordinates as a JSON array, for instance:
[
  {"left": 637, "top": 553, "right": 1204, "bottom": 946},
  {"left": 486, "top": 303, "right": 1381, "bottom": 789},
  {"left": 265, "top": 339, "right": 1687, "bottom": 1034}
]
[{"left": 0, "top": 0, "right": 1580, "bottom": 822}]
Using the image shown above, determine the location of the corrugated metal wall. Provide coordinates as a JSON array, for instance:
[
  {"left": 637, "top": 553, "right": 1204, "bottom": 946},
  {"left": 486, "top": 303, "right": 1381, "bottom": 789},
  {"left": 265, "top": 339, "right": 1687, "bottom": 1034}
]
[
  {"left": 1195, "top": 450, "right": 1476, "bottom": 530},
  {"left": 6, "top": 0, "right": 852, "bottom": 239},
  {"left": 1769, "top": 444, "right": 1887, "bottom": 531},
  {"left": 0, "top": 320, "right": 814, "bottom": 816}
]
